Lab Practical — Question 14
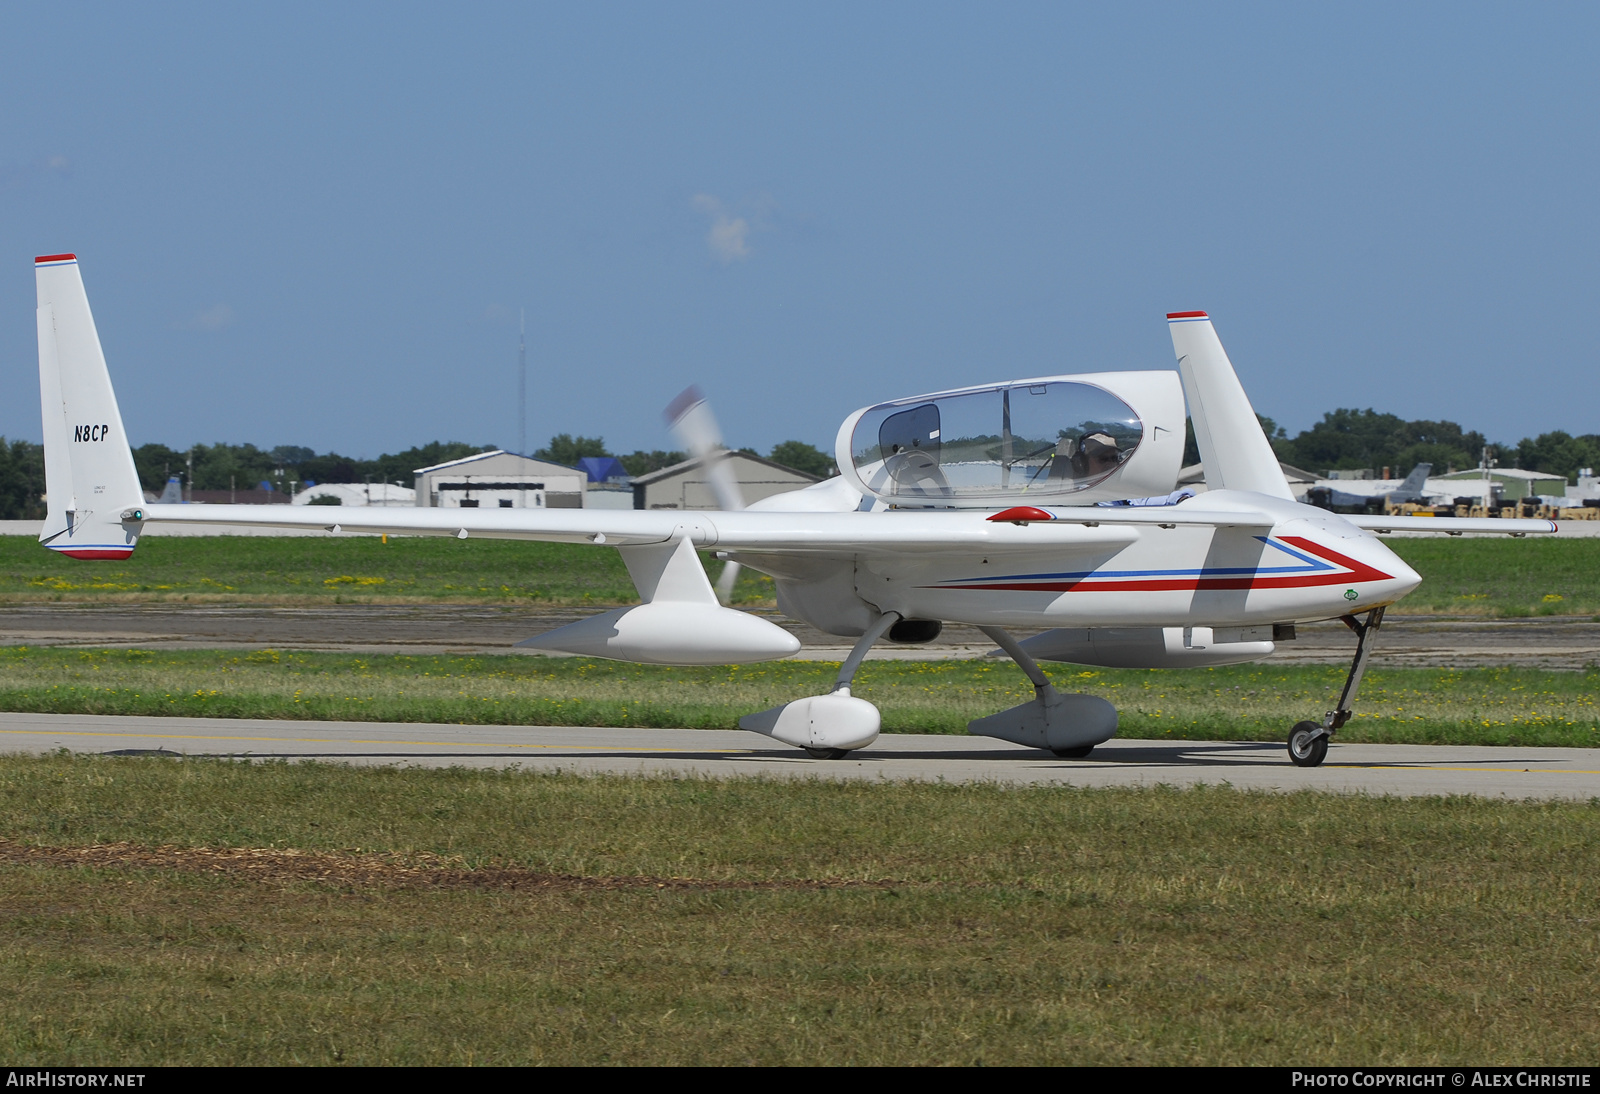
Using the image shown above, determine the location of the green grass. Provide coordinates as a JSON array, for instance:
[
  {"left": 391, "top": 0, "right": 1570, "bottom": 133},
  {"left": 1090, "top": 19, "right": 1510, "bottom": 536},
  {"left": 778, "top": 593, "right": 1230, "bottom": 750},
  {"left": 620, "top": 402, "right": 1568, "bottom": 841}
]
[
  {"left": 0, "top": 534, "right": 772, "bottom": 606},
  {"left": 3, "top": 646, "right": 1597, "bottom": 747},
  {"left": 1, "top": 534, "right": 1596, "bottom": 616},
  {"left": 0, "top": 757, "right": 1595, "bottom": 1065},
  {"left": 1384, "top": 536, "right": 1600, "bottom": 616}
]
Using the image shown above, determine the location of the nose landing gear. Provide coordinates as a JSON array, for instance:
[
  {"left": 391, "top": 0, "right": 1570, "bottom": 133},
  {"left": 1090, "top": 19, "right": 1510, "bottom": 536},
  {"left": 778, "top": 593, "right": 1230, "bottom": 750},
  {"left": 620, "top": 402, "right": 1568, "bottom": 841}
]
[
  {"left": 1288, "top": 721, "right": 1329, "bottom": 767},
  {"left": 1289, "top": 607, "right": 1384, "bottom": 767}
]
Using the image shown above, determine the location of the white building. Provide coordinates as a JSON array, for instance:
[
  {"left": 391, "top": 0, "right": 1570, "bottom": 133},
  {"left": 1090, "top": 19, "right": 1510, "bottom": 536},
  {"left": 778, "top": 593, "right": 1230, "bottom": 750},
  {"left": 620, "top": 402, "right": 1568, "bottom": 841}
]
[
  {"left": 414, "top": 451, "right": 586, "bottom": 509},
  {"left": 630, "top": 453, "right": 821, "bottom": 510},
  {"left": 1432, "top": 467, "right": 1569, "bottom": 502},
  {"left": 292, "top": 482, "right": 416, "bottom": 507},
  {"left": 1572, "top": 469, "right": 1599, "bottom": 502}
]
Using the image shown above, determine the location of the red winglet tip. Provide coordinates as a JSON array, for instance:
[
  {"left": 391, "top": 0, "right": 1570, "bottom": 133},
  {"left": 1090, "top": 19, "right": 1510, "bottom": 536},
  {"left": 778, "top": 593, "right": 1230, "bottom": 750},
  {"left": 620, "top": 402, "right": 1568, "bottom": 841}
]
[
  {"left": 988, "top": 506, "right": 1055, "bottom": 523},
  {"left": 1166, "top": 310, "right": 1208, "bottom": 319},
  {"left": 35, "top": 253, "right": 77, "bottom": 264}
]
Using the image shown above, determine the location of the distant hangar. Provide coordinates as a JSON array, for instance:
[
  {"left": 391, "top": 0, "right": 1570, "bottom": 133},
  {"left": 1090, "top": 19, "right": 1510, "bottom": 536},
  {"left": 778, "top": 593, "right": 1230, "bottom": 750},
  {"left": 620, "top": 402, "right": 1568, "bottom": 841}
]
[
  {"left": 414, "top": 451, "right": 586, "bottom": 509},
  {"left": 631, "top": 452, "right": 820, "bottom": 510},
  {"left": 414, "top": 449, "right": 821, "bottom": 511}
]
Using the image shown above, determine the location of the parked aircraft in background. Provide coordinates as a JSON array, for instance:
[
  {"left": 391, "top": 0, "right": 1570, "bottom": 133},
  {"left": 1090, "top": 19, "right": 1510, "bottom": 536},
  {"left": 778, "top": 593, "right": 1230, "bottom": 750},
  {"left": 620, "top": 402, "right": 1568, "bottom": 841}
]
[
  {"left": 1307, "top": 463, "right": 1434, "bottom": 513},
  {"left": 33, "top": 256, "right": 1555, "bottom": 767}
]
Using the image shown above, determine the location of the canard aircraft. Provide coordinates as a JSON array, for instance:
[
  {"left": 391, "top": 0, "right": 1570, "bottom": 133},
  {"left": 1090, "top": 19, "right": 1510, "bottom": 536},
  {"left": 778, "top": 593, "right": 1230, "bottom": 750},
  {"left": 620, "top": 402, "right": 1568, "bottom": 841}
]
[{"left": 32, "top": 254, "right": 1556, "bottom": 766}]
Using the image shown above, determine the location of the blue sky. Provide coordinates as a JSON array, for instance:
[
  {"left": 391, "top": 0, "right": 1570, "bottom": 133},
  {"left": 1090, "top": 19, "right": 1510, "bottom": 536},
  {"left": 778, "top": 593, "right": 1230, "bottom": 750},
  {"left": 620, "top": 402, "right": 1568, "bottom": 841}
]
[{"left": 4, "top": 3, "right": 1597, "bottom": 459}]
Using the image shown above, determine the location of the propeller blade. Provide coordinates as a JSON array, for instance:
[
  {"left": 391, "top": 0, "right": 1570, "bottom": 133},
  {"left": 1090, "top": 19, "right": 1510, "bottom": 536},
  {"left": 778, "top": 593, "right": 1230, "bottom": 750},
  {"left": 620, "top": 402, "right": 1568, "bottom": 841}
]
[
  {"left": 664, "top": 385, "right": 746, "bottom": 512},
  {"left": 714, "top": 560, "right": 742, "bottom": 606}
]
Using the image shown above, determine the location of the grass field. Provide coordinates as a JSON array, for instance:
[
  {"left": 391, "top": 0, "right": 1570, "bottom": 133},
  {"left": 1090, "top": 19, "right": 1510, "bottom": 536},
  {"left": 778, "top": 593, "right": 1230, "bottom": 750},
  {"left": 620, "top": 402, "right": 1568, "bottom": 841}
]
[
  {"left": 1, "top": 534, "right": 1596, "bottom": 616},
  {"left": 4, "top": 531, "right": 1597, "bottom": 1065},
  {"left": 0, "top": 756, "right": 1594, "bottom": 1065},
  {"left": 1381, "top": 536, "right": 1600, "bottom": 617},
  {"left": 3, "top": 646, "right": 1596, "bottom": 747},
  {"left": 0, "top": 534, "right": 764, "bottom": 605}
]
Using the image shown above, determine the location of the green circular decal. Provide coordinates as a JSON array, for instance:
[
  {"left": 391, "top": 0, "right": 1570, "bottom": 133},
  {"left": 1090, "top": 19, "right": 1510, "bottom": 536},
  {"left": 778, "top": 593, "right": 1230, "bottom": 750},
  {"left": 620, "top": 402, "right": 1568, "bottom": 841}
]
[{"left": 1343, "top": 588, "right": 1359, "bottom": 601}]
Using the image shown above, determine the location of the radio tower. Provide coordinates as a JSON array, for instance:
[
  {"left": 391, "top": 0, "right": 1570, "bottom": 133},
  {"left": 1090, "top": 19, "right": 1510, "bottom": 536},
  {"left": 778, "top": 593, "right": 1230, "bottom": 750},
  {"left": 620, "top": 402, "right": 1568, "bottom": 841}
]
[{"left": 518, "top": 308, "right": 527, "bottom": 456}]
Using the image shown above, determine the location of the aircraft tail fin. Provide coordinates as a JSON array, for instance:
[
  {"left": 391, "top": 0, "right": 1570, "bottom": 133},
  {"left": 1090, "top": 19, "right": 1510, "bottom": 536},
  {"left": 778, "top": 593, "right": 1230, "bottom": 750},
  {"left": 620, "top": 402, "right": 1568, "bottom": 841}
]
[
  {"left": 35, "top": 254, "right": 145, "bottom": 559},
  {"left": 1396, "top": 462, "right": 1432, "bottom": 495},
  {"left": 1166, "top": 312, "right": 1293, "bottom": 500}
]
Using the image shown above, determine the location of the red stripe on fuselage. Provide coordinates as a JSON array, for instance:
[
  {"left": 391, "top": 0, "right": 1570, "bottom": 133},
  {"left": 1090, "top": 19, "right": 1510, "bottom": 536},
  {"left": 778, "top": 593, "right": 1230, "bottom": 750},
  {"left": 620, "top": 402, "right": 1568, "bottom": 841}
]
[
  {"left": 53, "top": 549, "right": 135, "bottom": 561},
  {"left": 936, "top": 536, "right": 1393, "bottom": 594}
]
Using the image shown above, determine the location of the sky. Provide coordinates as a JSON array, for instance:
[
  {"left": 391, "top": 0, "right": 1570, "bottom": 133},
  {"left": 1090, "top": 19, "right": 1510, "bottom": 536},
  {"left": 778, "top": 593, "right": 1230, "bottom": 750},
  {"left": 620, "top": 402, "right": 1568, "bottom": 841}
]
[{"left": 3, "top": 3, "right": 1597, "bottom": 460}]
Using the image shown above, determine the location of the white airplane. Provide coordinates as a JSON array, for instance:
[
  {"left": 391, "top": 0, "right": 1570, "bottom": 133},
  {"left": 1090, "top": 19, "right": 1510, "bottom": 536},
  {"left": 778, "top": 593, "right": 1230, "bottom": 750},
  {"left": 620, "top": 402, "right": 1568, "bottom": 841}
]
[{"left": 32, "top": 255, "right": 1557, "bottom": 767}]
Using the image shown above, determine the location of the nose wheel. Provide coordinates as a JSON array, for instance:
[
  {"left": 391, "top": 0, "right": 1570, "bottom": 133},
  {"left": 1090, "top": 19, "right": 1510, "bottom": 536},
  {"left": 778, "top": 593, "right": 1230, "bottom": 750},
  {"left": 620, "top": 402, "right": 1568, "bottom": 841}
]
[
  {"left": 1288, "top": 721, "right": 1329, "bottom": 767},
  {"left": 1288, "top": 607, "right": 1384, "bottom": 768}
]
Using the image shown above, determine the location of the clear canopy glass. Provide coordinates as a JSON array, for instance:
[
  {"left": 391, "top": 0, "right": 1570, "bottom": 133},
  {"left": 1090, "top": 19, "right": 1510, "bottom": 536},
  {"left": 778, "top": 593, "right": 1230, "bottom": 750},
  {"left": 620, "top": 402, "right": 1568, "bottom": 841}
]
[{"left": 849, "top": 380, "right": 1144, "bottom": 503}]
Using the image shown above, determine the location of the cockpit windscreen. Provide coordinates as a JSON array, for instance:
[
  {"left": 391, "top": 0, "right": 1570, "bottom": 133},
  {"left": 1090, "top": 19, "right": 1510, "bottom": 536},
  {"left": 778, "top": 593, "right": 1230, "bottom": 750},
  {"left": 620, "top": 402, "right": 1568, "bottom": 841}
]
[{"left": 850, "top": 381, "right": 1144, "bottom": 502}]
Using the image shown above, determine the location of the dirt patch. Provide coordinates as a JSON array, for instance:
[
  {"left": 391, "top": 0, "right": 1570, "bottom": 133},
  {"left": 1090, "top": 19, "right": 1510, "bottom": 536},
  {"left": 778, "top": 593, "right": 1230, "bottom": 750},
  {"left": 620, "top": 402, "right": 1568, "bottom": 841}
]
[
  {"left": 4, "top": 604, "right": 1600, "bottom": 666},
  {"left": 0, "top": 839, "right": 898, "bottom": 893}
]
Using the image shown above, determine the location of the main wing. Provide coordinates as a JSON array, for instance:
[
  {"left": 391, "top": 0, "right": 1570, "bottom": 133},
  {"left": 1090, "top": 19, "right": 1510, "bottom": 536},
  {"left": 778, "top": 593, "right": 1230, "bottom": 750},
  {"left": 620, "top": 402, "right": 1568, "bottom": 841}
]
[
  {"left": 133, "top": 500, "right": 1144, "bottom": 555},
  {"left": 1346, "top": 514, "right": 1557, "bottom": 536}
]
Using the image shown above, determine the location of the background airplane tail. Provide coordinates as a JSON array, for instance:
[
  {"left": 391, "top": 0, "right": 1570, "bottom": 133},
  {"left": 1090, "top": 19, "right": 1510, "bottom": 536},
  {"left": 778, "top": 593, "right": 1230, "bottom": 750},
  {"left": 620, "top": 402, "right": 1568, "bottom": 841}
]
[
  {"left": 1166, "top": 311, "right": 1293, "bottom": 500},
  {"left": 1398, "top": 462, "right": 1432, "bottom": 493},
  {"left": 35, "top": 254, "right": 145, "bottom": 559}
]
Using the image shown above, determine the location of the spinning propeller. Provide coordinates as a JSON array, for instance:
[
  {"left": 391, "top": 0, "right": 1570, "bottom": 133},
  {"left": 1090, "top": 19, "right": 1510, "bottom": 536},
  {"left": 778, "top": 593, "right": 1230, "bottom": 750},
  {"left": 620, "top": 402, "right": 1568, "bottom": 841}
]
[{"left": 664, "top": 386, "right": 746, "bottom": 605}]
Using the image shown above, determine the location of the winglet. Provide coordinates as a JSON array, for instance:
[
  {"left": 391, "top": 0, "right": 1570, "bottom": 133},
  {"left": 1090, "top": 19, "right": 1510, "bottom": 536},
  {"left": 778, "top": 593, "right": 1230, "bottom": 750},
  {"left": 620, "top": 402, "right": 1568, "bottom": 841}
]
[
  {"left": 1166, "top": 312, "right": 1292, "bottom": 499},
  {"left": 36, "top": 254, "right": 145, "bottom": 559}
]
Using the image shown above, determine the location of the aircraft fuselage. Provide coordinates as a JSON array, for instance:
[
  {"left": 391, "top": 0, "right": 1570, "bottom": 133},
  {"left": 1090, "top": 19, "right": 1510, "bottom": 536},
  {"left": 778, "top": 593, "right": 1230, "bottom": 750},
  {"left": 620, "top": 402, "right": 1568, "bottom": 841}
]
[{"left": 741, "top": 492, "right": 1421, "bottom": 635}]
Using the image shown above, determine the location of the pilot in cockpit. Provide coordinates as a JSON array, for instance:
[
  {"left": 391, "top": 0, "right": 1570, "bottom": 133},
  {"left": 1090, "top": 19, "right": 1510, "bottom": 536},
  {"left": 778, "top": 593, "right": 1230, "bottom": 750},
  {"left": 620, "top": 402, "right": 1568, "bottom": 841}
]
[{"left": 1050, "top": 431, "right": 1122, "bottom": 481}]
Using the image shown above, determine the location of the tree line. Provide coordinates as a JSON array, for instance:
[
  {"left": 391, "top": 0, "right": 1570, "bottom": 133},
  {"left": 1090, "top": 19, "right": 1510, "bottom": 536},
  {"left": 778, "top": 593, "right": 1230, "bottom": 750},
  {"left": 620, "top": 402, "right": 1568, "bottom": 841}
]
[
  {"left": 1273, "top": 411, "right": 1600, "bottom": 479},
  {"left": 1175, "top": 410, "right": 1600, "bottom": 481},
  {"left": 0, "top": 413, "right": 1593, "bottom": 520},
  {"left": 129, "top": 440, "right": 500, "bottom": 496}
]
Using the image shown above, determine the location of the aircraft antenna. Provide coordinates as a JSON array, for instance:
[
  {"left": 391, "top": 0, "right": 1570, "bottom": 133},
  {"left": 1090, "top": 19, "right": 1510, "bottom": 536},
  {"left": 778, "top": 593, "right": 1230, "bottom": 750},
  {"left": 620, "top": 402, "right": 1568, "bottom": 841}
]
[{"left": 518, "top": 308, "right": 527, "bottom": 456}]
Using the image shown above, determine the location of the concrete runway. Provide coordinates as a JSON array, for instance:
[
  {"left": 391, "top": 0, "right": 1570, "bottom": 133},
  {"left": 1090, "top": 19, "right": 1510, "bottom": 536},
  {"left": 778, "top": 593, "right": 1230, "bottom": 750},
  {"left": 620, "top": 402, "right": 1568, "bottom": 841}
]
[{"left": 4, "top": 711, "right": 1596, "bottom": 800}]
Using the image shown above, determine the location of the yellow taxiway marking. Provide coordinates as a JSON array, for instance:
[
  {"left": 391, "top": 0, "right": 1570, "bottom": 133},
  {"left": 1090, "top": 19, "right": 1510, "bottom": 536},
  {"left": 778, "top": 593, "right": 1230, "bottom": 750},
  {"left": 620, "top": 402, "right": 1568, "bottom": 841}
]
[
  {"left": 0, "top": 728, "right": 749, "bottom": 754},
  {"left": 1330, "top": 765, "right": 1600, "bottom": 774}
]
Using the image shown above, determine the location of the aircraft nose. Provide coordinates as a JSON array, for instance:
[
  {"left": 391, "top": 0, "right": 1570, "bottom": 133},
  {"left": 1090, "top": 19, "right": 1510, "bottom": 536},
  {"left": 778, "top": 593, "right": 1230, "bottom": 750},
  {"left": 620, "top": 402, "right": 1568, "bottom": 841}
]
[
  {"left": 1278, "top": 515, "right": 1423, "bottom": 612},
  {"left": 1365, "top": 537, "right": 1421, "bottom": 604}
]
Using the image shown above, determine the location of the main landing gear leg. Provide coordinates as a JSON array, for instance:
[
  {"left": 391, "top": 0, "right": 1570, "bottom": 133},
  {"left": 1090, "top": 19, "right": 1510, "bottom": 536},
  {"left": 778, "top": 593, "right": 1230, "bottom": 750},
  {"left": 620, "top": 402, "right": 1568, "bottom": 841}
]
[
  {"left": 832, "top": 612, "right": 901, "bottom": 697},
  {"left": 1289, "top": 606, "right": 1385, "bottom": 768},
  {"left": 737, "top": 612, "right": 900, "bottom": 759},
  {"left": 806, "top": 611, "right": 900, "bottom": 758},
  {"left": 975, "top": 626, "right": 1114, "bottom": 758},
  {"left": 979, "top": 625, "right": 1056, "bottom": 694}
]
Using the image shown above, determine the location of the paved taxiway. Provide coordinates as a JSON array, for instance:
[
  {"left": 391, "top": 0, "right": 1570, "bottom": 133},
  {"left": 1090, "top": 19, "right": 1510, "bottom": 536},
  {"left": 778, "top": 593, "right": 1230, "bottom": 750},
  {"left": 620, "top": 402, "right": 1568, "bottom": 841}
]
[{"left": 5, "top": 712, "right": 1596, "bottom": 800}]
